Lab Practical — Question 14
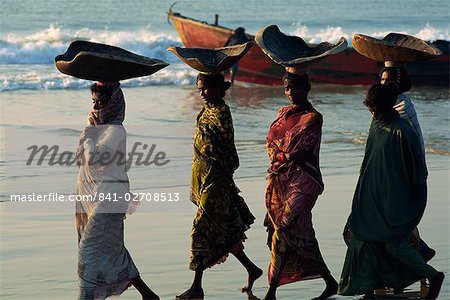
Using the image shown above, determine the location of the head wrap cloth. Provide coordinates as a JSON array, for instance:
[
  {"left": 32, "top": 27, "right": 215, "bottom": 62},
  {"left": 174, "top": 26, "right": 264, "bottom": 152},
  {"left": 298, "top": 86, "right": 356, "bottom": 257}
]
[{"left": 88, "top": 82, "right": 125, "bottom": 126}]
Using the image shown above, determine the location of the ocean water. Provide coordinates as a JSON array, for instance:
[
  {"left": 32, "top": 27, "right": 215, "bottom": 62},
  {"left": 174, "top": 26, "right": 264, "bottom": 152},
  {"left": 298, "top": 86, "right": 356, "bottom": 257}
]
[
  {"left": 0, "top": 0, "right": 448, "bottom": 177},
  {"left": 1, "top": 0, "right": 449, "bottom": 91},
  {"left": 1, "top": 0, "right": 449, "bottom": 299}
]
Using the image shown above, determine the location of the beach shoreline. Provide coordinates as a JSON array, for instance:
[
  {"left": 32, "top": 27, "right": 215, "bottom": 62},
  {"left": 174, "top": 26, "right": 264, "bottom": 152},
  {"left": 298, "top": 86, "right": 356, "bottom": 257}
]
[{"left": 1, "top": 169, "right": 448, "bottom": 299}]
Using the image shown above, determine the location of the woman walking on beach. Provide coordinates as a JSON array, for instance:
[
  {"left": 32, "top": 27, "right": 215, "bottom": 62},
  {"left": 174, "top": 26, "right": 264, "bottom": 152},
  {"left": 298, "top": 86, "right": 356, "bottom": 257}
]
[
  {"left": 76, "top": 82, "right": 159, "bottom": 300},
  {"left": 337, "top": 83, "right": 444, "bottom": 300},
  {"left": 342, "top": 65, "right": 436, "bottom": 272},
  {"left": 379, "top": 64, "right": 436, "bottom": 262},
  {"left": 176, "top": 73, "right": 262, "bottom": 300},
  {"left": 263, "top": 71, "right": 338, "bottom": 300}
]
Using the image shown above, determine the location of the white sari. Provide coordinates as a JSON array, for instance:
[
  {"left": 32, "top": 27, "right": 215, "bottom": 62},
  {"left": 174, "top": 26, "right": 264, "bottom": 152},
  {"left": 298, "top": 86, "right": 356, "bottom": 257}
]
[{"left": 76, "top": 123, "right": 139, "bottom": 299}]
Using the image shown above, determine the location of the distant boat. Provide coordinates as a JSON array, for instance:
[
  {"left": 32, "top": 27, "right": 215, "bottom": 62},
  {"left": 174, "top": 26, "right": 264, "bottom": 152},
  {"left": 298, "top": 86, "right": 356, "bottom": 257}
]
[{"left": 167, "top": 7, "right": 449, "bottom": 86}]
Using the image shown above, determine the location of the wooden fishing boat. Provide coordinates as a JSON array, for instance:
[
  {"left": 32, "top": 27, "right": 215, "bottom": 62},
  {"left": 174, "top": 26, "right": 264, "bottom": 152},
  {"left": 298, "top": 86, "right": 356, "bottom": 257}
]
[{"left": 167, "top": 7, "right": 449, "bottom": 86}]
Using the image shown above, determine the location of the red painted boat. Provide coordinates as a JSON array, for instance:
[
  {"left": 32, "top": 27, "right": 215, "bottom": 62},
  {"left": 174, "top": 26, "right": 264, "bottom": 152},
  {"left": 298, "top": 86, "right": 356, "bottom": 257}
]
[{"left": 167, "top": 9, "right": 449, "bottom": 86}]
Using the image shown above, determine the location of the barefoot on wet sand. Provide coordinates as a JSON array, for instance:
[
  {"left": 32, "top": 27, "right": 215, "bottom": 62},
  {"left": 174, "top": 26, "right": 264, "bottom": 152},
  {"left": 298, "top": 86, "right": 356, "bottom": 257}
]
[
  {"left": 262, "top": 293, "right": 276, "bottom": 300},
  {"left": 241, "top": 267, "right": 264, "bottom": 292},
  {"left": 311, "top": 279, "right": 338, "bottom": 300},
  {"left": 244, "top": 290, "right": 262, "bottom": 300},
  {"left": 426, "top": 272, "right": 445, "bottom": 300}
]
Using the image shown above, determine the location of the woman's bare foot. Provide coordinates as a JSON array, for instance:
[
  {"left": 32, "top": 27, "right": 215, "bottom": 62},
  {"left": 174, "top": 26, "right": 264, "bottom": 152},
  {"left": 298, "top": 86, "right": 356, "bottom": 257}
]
[
  {"left": 244, "top": 290, "right": 261, "bottom": 300},
  {"left": 426, "top": 272, "right": 445, "bottom": 300},
  {"left": 130, "top": 276, "right": 160, "bottom": 300},
  {"left": 175, "top": 288, "right": 204, "bottom": 300},
  {"left": 263, "top": 285, "right": 277, "bottom": 300},
  {"left": 312, "top": 279, "right": 338, "bottom": 299},
  {"left": 263, "top": 293, "right": 276, "bottom": 300},
  {"left": 241, "top": 267, "right": 263, "bottom": 292}
]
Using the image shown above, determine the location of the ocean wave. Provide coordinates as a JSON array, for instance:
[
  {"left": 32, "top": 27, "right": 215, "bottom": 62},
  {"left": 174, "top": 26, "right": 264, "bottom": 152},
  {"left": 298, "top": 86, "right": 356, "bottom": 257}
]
[
  {"left": 323, "top": 136, "right": 450, "bottom": 156},
  {"left": 290, "top": 23, "right": 450, "bottom": 44},
  {"left": 0, "top": 67, "right": 197, "bottom": 91},
  {"left": 48, "top": 128, "right": 81, "bottom": 136},
  {"left": 0, "top": 25, "right": 182, "bottom": 64},
  {"left": 426, "top": 147, "right": 450, "bottom": 156},
  {"left": 371, "top": 24, "right": 450, "bottom": 42},
  {"left": 291, "top": 25, "right": 349, "bottom": 44},
  {"left": 323, "top": 137, "right": 367, "bottom": 145},
  {"left": 2, "top": 24, "right": 449, "bottom": 66},
  {"left": 1, "top": 24, "right": 449, "bottom": 92},
  {"left": 322, "top": 131, "right": 368, "bottom": 145}
]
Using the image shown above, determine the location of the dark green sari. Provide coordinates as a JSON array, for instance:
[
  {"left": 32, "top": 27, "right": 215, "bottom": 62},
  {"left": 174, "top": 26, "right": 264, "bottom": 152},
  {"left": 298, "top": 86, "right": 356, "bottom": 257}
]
[{"left": 338, "top": 117, "right": 437, "bottom": 295}]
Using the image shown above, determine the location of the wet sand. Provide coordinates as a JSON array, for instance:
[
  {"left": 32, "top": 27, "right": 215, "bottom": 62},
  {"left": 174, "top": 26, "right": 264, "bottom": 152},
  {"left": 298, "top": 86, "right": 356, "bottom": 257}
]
[{"left": 1, "top": 169, "right": 448, "bottom": 299}]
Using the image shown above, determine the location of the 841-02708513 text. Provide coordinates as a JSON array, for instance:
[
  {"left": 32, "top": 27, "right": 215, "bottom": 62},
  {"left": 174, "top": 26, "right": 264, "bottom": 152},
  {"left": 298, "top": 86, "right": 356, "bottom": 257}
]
[{"left": 8, "top": 192, "right": 180, "bottom": 202}]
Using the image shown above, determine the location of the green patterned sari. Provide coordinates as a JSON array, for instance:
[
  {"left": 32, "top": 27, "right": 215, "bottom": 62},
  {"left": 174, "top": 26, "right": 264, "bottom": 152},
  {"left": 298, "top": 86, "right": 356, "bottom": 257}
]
[{"left": 189, "top": 99, "right": 255, "bottom": 271}]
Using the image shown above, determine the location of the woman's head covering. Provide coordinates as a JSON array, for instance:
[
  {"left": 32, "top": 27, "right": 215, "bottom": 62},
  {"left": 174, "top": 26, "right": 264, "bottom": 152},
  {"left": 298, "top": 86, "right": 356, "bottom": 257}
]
[{"left": 88, "top": 82, "right": 125, "bottom": 125}]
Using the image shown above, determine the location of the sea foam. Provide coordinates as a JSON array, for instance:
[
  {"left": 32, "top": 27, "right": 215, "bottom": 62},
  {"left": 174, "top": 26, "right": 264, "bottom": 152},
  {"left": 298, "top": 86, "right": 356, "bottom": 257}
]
[
  {"left": 291, "top": 23, "right": 450, "bottom": 43},
  {"left": 0, "top": 25, "right": 182, "bottom": 64}
]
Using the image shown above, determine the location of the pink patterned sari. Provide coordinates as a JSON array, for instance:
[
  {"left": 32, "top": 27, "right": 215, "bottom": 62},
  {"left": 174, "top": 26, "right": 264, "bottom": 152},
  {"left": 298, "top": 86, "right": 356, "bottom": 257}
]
[{"left": 265, "top": 103, "right": 328, "bottom": 286}]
